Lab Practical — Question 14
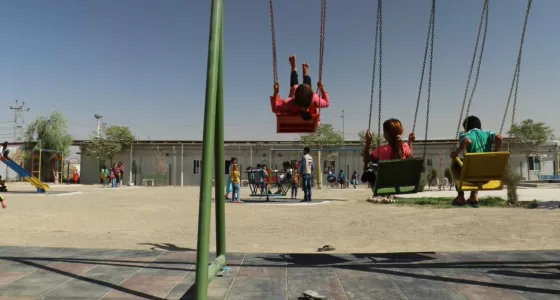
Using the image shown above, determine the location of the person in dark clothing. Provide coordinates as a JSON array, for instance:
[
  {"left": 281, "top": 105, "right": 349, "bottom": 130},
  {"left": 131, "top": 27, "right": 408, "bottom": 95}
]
[{"left": 1, "top": 142, "right": 9, "bottom": 159}]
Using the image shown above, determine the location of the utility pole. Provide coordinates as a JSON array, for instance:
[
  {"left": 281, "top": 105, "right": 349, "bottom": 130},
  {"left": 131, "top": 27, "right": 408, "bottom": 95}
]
[
  {"left": 9, "top": 100, "right": 30, "bottom": 141},
  {"left": 341, "top": 109, "right": 345, "bottom": 142},
  {"left": 94, "top": 114, "right": 103, "bottom": 137}
]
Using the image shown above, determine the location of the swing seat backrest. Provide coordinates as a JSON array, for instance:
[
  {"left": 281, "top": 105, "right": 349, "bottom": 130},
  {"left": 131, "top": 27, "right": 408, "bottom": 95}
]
[
  {"left": 276, "top": 111, "right": 320, "bottom": 133},
  {"left": 373, "top": 158, "right": 425, "bottom": 196},
  {"left": 455, "top": 152, "right": 510, "bottom": 191}
]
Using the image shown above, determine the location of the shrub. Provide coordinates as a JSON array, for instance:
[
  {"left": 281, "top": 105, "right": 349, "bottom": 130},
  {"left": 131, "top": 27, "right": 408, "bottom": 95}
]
[
  {"left": 427, "top": 168, "right": 438, "bottom": 188},
  {"left": 418, "top": 173, "right": 427, "bottom": 192},
  {"left": 504, "top": 167, "right": 521, "bottom": 205},
  {"left": 444, "top": 167, "right": 453, "bottom": 190}
]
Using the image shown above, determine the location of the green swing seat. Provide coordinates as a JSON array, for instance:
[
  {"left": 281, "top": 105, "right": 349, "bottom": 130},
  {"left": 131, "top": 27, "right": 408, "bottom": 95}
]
[{"left": 372, "top": 158, "right": 425, "bottom": 196}]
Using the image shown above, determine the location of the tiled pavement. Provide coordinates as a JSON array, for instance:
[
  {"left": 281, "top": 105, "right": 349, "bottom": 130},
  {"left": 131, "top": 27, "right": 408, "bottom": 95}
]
[{"left": 0, "top": 246, "right": 559, "bottom": 299}]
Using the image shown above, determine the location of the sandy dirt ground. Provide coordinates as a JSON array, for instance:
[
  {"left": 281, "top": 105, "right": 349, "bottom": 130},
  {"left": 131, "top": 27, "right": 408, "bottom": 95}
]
[{"left": 0, "top": 183, "right": 559, "bottom": 253}]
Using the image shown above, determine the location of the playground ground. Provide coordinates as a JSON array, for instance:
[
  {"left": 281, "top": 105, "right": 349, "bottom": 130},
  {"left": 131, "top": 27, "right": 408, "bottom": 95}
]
[{"left": 1, "top": 183, "right": 559, "bottom": 254}]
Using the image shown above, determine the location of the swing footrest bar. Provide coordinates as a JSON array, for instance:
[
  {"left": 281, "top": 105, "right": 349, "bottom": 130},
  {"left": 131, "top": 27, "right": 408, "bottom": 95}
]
[{"left": 207, "top": 254, "right": 227, "bottom": 282}]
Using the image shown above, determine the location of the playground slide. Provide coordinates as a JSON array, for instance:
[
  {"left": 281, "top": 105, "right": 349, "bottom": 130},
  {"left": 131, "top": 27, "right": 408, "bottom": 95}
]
[{"left": 0, "top": 157, "right": 50, "bottom": 192}]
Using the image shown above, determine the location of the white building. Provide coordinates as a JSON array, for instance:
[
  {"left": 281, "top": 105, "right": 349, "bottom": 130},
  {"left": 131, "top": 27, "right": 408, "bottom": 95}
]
[{"left": 75, "top": 139, "right": 560, "bottom": 186}]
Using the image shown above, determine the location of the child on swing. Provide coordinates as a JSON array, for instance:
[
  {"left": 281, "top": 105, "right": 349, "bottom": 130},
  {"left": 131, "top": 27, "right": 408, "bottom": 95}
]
[
  {"left": 363, "top": 119, "right": 416, "bottom": 200},
  {"left": 450, "top": 115, "right": 503, "bottom": 207},
  {"left": 270, "top": 55, "right": 329, "bottom": 121}
]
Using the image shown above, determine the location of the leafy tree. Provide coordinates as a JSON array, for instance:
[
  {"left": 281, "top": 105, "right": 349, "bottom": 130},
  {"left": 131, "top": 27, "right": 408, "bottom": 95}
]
[
  {"left": 300, "top": 124, "right": 344, "bottom": 147},
  {"left": 105, "top": 125, "right": 135, "bottom": 150},
  {"left": 86, "top": 125, "right": 135, "bottom": 163},
  {"left": 24, "top": 110, "right": 73, "bottom": 156},
  {"left": 508, "top": 119, "right": 554, "bottom": 179},
  {"left": 358, "top": 130, "right": 386, "bottom": 154},
  {"left": 300, "top": 124, "right": 344, "bottom": 159}
]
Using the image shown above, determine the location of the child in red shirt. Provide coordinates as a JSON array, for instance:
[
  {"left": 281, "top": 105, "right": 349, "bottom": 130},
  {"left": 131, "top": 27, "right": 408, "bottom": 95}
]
[
  {"left": 363, "top": 119, "right": 416, "bottom": 199},
  {"left": 270, "top": 55, "right": 329, "bottom": 121}
]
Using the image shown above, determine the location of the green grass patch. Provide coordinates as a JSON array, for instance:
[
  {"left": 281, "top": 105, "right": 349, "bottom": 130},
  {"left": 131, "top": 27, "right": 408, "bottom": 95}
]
[{"left": 394, "top": 196, "right": 505, "bottom": 208}]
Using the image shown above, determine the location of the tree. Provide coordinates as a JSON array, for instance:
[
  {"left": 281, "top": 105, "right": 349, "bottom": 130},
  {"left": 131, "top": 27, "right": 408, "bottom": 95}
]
[
  {"left": 508, "top": 119, "right": 554, "bottom": 179},
  {"left": 85, "top": 125, "right": 135, "bottom": 164},
  {"left": 24, "top": 110, "right": 73, "bottom": 156},
  {"left": 358, "top": 130, "right": 386, "bottom": 154},
  {"left": 300, "top": 124, "right": 344, "bottom": 147},
  {"left": 300, "top": 124, "right": 344, "bottom": 160},
  {"left": 105, "top": 125, "right": 135, "bottom": 150}
]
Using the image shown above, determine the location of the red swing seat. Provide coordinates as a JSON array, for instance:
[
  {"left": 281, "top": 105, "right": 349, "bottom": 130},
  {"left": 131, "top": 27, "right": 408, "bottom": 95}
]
[{"left": 276, "top": 111, "right": 320, "bottom": 133}]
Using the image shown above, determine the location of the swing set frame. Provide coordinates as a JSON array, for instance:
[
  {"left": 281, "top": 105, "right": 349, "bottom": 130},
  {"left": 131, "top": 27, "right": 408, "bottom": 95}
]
[{"left": 191, "top": 0, "right": 534, "bottom": 298}]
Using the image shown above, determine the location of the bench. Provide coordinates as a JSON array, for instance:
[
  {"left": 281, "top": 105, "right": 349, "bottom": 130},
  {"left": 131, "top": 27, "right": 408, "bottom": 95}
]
[{"left": 142, "top": 174, "right": 168, "bottom": 186}]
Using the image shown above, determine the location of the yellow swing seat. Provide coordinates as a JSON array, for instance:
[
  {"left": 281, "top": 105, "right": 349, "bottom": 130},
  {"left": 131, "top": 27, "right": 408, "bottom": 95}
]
[{"left": 454, "top": 152, "right": 510, "bottom": 191}]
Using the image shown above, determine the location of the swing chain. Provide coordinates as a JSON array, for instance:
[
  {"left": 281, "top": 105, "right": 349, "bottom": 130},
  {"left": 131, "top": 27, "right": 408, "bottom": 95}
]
[
  {"left": 412, "top": 0, "right": 434, "bottom": 134},
  {"left": 454, "top": 0, "right": 489, "bottom": 143},
  {"left": 500, "top": 0, "right": 532, "bottom": 135},
  {"left": 423, "top": 0, "right": 436, "bottom": 160},
  {"left": 377, "top": 0, "right": 383, "bottom": 146},
  {"left": 269, "top": 0, "right": 278, "bottom": 83},
  {"left": 368, "top": 1, "right": 381, "bottom": 132},
  {"left": 465, "top": 1, "right": 488, "bottom": 123},
  {"left": 318, "top": 0, "right": 327, "bottom": 84}
]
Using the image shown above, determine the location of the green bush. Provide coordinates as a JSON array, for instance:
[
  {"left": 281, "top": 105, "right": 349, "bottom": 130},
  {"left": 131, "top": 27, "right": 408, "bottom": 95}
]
[
  {"left": 418, "top": 173, "right": 427, "bottom": 192},
  {"left": 427, "top": 168, "right": 438, "bottom": 188},
  {"left": 504, "top": 167, "right": 521, "bottom": 204},
  {"left": 444, "top": 167, "right": 454, "bottom": 190}
]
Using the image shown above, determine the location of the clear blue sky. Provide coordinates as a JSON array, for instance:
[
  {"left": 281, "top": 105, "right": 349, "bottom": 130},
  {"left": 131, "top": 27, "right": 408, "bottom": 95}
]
[{"left": 0, "top": 0, "right": 558, "bottom": 141}]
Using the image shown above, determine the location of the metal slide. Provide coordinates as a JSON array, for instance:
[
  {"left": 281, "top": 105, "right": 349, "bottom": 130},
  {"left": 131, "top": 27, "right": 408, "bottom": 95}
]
[{"left": 0, "top": 157, "right": 50, "bottom": 193}]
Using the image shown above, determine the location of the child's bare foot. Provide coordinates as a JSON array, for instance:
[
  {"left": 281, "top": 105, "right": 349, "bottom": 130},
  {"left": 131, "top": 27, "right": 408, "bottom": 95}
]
[
  {"left": 289, "top": 55, "right": 297, "bottom": 71},
  {"left": 1, "top": 201, "right": 6, "bottom": 209},
  {"left": 302, "top": 62, "right": 310, "bottom": 76}
]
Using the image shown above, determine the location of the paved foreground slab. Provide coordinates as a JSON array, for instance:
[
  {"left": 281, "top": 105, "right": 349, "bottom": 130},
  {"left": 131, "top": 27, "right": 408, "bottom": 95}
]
[{"left": 0, "top": 246, "right": 559, "bottom": 299}]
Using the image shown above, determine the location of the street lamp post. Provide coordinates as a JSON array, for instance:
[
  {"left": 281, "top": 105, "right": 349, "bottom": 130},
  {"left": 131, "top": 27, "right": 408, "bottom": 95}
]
[{"left": 94, "top": 114, "right": 103, "bottom": 137}]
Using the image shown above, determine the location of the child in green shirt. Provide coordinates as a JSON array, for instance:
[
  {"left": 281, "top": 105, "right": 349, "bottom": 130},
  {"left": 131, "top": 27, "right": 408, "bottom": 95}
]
[{"left": 451, "top": 115, "right": 503, "bottom": 207}]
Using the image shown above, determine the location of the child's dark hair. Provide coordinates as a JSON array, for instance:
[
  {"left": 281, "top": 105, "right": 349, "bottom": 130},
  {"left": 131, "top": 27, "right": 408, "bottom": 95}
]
[
  {"left": 294, "top": 84, "right": 314, "bottom": 107},
  {"left": 383, "top": 118, "right": 405, "bottom": 159},
  {"left": 300, "top": 110, "right": 312, "bottom": 121},
  {"left": 463, "top": 115, "right": 482, "bottom": 131},
  {"left": 294, "top": 84, "right": 314, "bottom": 120},
  {"left": 2, "top": 141, "right": 8, "bottom": 148},
  {"left": 304, "top": 147, "right": 311, "bottom": 154},
  {"left": 256, "top": 164, "right": 262, "bottom": 169}
]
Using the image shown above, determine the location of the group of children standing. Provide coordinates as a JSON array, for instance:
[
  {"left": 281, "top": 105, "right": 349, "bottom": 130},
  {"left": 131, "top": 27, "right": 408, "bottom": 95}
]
[
  {"left": 225, "top": 156, "right": 307, "bottom": 203},
  {"left": 100, "top": 162, "right": 125, "bottom": 187}
]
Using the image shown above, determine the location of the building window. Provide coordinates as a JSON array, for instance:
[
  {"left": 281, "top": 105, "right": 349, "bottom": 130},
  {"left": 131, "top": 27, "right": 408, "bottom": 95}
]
[
  {"left": 193, "top": 160, "right": 201, "bottom": 174},
  {"left": 323, "top": 160, "right": 335, "bottom": 174},
  {"left": 528, "top": 156, "right": 541, "bottom": 171},
  {"left": 426, "top": 159, "right": 433, "bottom": 167}
]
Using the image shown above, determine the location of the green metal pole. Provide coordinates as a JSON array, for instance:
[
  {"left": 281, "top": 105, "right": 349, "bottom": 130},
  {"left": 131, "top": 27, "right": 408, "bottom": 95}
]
[
  {"left": 194, "top": 0, "right": 223, "bottom": 298},
  {"left": 215, "top": 7, "right": 226, "bottom": 258}
]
